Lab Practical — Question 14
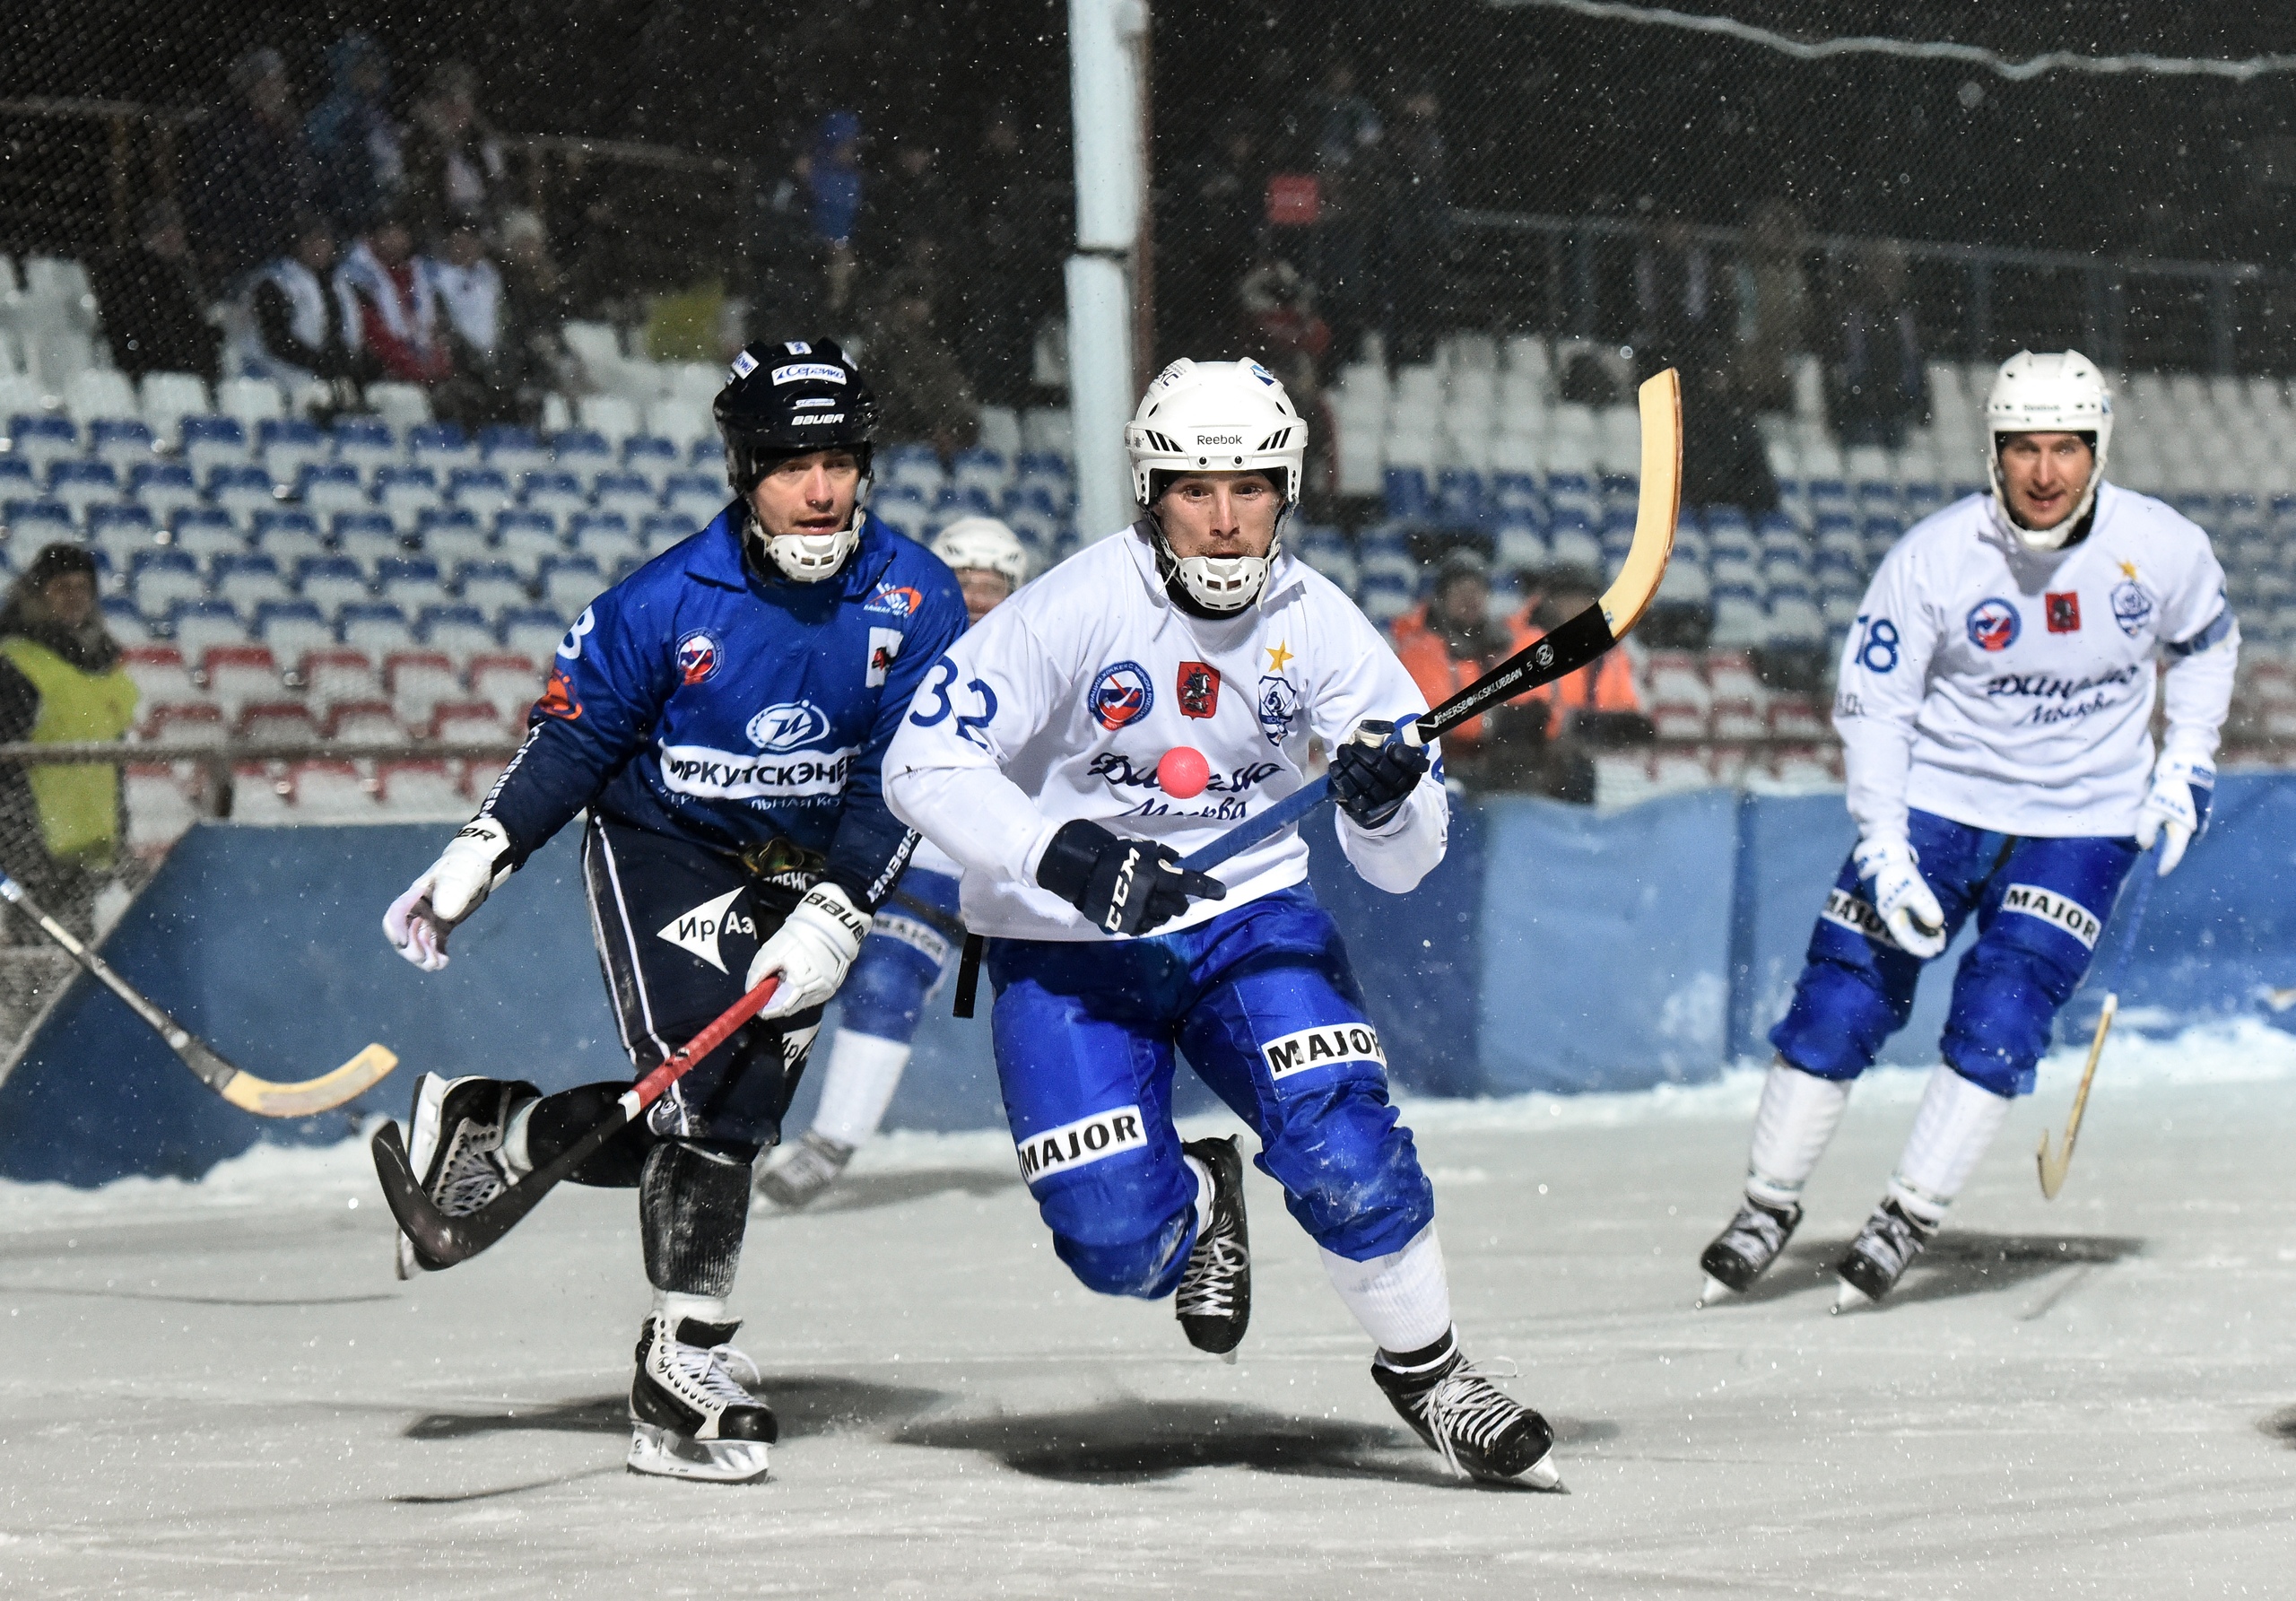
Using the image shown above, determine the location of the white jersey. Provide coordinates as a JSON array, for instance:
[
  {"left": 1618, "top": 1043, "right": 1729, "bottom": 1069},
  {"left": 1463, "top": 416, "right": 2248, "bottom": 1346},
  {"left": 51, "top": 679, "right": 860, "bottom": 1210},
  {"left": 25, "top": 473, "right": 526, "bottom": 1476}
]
[
  {"left": 1836, "top": 482, "right": 2237, "bottom": 841},
  {"left": 883, "top": 524, "right": 1448, "bottom": 941},
  {"left": 907, "top": 834, "right": 960, "bottom": 881}
]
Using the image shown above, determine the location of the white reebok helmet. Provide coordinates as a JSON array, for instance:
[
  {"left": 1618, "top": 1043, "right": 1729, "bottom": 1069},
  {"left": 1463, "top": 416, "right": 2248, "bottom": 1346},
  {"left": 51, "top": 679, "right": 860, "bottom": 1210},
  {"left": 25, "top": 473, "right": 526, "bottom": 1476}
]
[
  {"left": 1985, "top": 349, "right": 2113, "bottom": 551},
  {"left": 932, "top": 516, "right": 1030, "bottom": 588},
  {"left": 1124, "top": 358, "right": 1307, "bottom": 613}
]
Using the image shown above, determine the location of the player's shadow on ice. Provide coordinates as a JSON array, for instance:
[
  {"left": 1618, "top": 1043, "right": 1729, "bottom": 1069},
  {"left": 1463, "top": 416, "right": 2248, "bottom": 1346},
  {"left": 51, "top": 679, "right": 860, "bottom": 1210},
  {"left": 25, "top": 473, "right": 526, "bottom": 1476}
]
[
  {"left": 763, "top": 1168, "right": 1019, "bottom": 1215},
  {"left": 1731, "top": 1231, "right": 2141, "bottom": 1309},
  {"left": 401, "top": 1373, "right": 945, "bottom": 1444},
  {"left": 894, "top": 1400, "right": 1608, "bottom": 1488},
  {"left": 2254, "top": 1405, "right": 2296, "bottom": 1447}
]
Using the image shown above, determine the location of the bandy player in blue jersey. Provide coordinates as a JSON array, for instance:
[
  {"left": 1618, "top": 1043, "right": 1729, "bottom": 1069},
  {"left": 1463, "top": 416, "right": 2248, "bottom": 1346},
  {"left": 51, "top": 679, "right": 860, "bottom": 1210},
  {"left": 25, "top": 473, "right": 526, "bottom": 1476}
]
[
  {"left": 884, "top": 358, "right": 1561, "bottom": 1487},
  {"left": 377, "top": 340, "right": 965, "bottom": 1480},
  {"left": 1697, "top": 351, "right": 2237, "bottom": 1311}
]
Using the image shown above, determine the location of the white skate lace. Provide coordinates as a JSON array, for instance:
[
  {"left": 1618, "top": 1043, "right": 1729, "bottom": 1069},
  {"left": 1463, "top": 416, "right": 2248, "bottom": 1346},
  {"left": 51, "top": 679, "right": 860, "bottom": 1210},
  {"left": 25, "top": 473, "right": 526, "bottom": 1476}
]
[
  {"left": 1417, "top": 1358, "right": 1526, "bottom": 1479},
  {"left": 1857, "top": 1209, "right": 1928, "bottom": 1276},
  {"left": 1175, "top": 1231, "right": 1247, "bottom": 1317},
  {"left": 663, "top": 1336, "right": 761, "bottom": 1414},
  {"left": 1721, "top": 1205, "right": 1790, "bottom": 1263}
]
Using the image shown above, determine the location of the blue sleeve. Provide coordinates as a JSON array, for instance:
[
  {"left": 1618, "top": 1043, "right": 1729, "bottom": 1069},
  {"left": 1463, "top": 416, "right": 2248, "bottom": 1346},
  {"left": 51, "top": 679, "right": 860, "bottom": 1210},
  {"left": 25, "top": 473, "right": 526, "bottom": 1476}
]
[
  {"left": 822, "top": 570, "right": 970, "bottom": 909},
  {"left": 480, "top": 587, "right": 676, "bottom": 863}
]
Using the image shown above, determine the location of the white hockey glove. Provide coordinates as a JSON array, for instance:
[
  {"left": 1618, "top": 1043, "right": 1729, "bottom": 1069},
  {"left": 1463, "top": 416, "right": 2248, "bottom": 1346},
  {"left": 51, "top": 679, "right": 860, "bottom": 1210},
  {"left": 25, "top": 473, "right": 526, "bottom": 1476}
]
[
  {"left": 744, "top": 883, "right": 870, "bottom": 1020},
  {"left": 383, "top": 817, "right": 516, "bottom": 972},
  {"left": 1852, "top": 835, "right": 1947, "bottom": 960},
  {"left": 2133, "top": 753, "right": 2214, "bottom": 877}
]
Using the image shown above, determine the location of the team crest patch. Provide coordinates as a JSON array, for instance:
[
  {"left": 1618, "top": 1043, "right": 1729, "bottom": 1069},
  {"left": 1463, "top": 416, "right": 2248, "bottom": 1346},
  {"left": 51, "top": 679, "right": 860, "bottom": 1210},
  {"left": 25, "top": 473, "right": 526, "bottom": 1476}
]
[
  {"left": 675, "top": 630, "right": 720, "bottom": 685},
  {"left": 867, "top": 583, "right": 924, "bottom": 617},
  {"left": 2111, "top": 579, "right": 2153, "bottom": 638},
  {"left": 1260, "top": 1022, "right": 1387, "bottom": 1080},
  {"left": 1089, "top": 661, "right": 1154, "bottom": 730},
  {"left": 2046, "top": 592, "right": 2081, "bottom": 633},
  {"left": 1966, "top": 597, "right": 2021, "bottom": 652},
  {"left": 1178, "top": 661, "right": 1221, "bottom": 718},
  {"left": 2000, "top": 883, "right": 2100, "bottom": 949},
  {"left": 865, "top": 626, "right": 902, "bottom": 687},
  {"left": 537, "top": 667, "right": 581, "bottom": 720},
  {"left": 1014, "top": 1106, "right": 1148, "bottom": 1183},
  {"left": 1256, "top": 674, "right": 1300, "bottom": 744},
  {"left": 746, "top": 700, "right": 832, "bottom": 752}
]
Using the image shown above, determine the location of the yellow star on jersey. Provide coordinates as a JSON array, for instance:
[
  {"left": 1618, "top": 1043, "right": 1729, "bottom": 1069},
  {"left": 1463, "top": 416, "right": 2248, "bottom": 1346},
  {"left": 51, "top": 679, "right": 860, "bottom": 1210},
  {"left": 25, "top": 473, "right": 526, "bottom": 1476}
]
[
  {"left": 2118, "top": 559, "right": 2139, "bottom": 580},
  {"left": 1265, "top": 640, "right": 1294, "bottom": 673}
]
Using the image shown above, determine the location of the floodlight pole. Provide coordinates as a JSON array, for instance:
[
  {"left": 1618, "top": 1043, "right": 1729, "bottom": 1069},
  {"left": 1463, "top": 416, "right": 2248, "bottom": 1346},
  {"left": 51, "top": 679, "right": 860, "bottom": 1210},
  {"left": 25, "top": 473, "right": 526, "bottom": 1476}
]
[{"left": 1066, "top": 0, "right": 1151, "bottom": 541}]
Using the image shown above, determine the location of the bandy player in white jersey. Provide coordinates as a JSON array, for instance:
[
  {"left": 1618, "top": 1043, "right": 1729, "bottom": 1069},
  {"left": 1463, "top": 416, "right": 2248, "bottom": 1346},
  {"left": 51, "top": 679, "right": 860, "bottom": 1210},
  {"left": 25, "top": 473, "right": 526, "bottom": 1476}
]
[
  {"left": 883, "top": 358, "right": 1560, "bottom": 1486},
  {"left": 1699, "top": 350, "right": 2237, "bottom": 1311}
]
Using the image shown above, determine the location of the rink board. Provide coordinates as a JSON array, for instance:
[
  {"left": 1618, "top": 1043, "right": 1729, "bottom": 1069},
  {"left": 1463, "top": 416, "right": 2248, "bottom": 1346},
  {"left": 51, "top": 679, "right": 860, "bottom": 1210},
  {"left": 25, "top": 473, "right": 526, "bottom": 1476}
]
[{"left": 4, "top": 776, "right": 2293, "bottom": 1184}]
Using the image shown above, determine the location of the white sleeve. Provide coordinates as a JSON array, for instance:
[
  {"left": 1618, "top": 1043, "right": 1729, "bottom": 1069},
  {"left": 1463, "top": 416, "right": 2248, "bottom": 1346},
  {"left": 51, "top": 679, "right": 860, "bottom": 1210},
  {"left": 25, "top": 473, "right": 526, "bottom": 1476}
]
[
  {"left": 1307, "top": 599, "right": 1450, "bottom": 894},
  {"left": 2158, "top": 544, "right": 2239, "bottom": 765},
  {"left": 1832, "top": 545, "right": 1942, "bottom": 846},
  {"left": 883, "top": 606, "right": 1067, "bottom": 890}
]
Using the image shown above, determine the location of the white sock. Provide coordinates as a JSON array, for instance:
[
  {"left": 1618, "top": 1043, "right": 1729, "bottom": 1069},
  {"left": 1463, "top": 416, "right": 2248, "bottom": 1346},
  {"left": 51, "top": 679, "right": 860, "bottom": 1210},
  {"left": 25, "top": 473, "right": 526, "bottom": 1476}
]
[
  {"left": 1744, "top": 1057, "right": 1854, "bottom": 1210},
  {"left": 1184, "top": 1153, "right": 1213, "bottom": 1232},
  {"left": 653, "top": 1289, "right": 730, "bottom": 1330},
  {"left": 1320, "top": 1223, "right": 1454, "bottom": 1354},
  {"left": 501, "top": 1099, "right": 536, "bottom": 1178},
  {"left": 1888, "top": 1063, "right": 2012, "bottom": 1225},
  {"left": 809, "top": 1031, "right": 913, "bottom": 1150}
]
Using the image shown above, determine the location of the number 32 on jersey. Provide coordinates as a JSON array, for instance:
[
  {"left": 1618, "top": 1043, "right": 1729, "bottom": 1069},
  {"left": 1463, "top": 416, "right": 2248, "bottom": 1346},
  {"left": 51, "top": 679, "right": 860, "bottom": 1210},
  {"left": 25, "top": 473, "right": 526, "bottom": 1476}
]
[{"left": 911, "top": 660, "right": 999, "bottom": 749}]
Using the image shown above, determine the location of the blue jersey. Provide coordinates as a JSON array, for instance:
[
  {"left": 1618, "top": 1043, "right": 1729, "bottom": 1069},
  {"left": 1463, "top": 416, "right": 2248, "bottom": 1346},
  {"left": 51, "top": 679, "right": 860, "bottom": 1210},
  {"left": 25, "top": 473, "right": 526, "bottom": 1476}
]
[{"left": 483, "top": 507, "right": 966, "bottom": 909}]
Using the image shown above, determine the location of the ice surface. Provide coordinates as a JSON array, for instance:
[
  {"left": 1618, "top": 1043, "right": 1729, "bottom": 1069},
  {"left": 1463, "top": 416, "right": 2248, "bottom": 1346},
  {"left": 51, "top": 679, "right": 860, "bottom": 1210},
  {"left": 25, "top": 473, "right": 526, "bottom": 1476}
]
[{"left": 3, "top": 1033, "right": 2293, "bottom": 1597}]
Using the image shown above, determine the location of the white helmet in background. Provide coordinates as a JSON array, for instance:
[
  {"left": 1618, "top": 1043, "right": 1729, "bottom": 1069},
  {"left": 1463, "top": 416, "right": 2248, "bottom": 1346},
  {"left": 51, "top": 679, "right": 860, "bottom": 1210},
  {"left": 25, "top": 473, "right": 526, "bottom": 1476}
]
[
  {"left": 1124, "top": 357, "right": 1307, "bottom": 613},
  {"left": 1986, "top": 349, "right": 2113, "bottom": 551},
  {"left": 932, "top": 516, "right": 1030, "bottom": 589}
]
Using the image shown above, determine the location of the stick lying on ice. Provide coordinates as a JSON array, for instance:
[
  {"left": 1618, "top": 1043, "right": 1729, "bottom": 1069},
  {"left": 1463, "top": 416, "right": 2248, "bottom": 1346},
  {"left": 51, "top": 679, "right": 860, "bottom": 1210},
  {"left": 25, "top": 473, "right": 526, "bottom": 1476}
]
[
  {"left": 1180, "top": 367, "right": 1683, "bottom": 876},
  {"left": 2037, "top": 849, "right": 2161, "bottom": 1199},
  {"left": 0, "top": 871, "right": 396, "bottom": 1118},
  {"left": 370, "top": 976, "right": 780, "bottom": 1267}
]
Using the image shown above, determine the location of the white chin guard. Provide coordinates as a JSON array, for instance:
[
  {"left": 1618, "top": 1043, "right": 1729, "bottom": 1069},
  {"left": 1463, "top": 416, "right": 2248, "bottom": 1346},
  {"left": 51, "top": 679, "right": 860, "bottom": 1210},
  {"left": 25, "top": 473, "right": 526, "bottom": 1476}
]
[
  {"left": 1174, "top": 551, "right": 1273, "bottom": 612},
  {"left": 761, "top": 524, "right": 859, "bottom": 582}
]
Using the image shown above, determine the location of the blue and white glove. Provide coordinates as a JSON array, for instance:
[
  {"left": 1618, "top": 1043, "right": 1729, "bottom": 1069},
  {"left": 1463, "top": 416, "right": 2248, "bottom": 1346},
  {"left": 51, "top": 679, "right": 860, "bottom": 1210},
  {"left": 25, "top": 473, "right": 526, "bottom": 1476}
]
[
  {"left": 745, "top": 883, "right": 870, "bottom": 1020},
  {"left": 1328, "top": 718, "right": 1431, "bottom": 830},
  {"left": 1852, "top": 835, "right": 1947, "bottom": 959},
  {"left": 384, "top": 817, "right": 515, "bottom": 971},
  {"left": 2134, "top": 753, "right": 2214, "bottom": 877}
]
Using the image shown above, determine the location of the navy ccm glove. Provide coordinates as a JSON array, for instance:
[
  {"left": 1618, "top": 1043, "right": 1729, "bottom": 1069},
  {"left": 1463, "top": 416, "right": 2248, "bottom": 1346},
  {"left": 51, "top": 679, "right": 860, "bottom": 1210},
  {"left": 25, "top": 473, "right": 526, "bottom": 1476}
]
[
  {"left": 1327, "top": 719, "right": 1431, "bottom": 829},
  {"left": 1036, "top": 820, "right": 1227, "bottom": 936}
]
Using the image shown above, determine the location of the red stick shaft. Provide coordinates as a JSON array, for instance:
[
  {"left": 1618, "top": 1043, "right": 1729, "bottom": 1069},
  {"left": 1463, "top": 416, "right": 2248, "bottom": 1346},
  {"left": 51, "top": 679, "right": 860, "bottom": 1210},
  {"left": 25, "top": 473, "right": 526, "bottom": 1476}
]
[{"left": 628, "top": 976, "right": 780, "bottom": 1112}]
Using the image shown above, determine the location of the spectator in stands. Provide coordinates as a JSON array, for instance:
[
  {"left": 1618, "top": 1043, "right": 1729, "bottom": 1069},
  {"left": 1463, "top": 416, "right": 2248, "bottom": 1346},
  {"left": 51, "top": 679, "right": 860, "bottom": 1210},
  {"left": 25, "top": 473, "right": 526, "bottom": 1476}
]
[
  {"left": 233, "top": 211, "right": 364, "bottom": 391},
  {"left": 865, "top": 138, "right": 963, "bottom": 270},
  {"left": 1500, "top": 563, "right": 1652, "bottom": 803},
  {"left": 1310, "top": 60, "right": 1384, "bottom": 365},
  {"left": 1238, "top": 257, "right": 1337, "bottom": 513},
  {"left": 1729, "top": 198, "right": 1811, "bottom": 416},
  {"left": 800, "top": 110, "right": 866, "bottom": 321},
  {"left": 305, "top": 31, "right": 404, "bottom": 233},
  {"left": 1163, "top": 110, "right": 1267, "bottom": 365},
  {"left": 954, "top": 104, "right": 1064, "bottom": 408},
  {"left": 864, "top": 260, "right": 980, "bottom": 459},
  {"left": 185, "top": 47, "right": 318, "bottom": 286},
  {"left": 1378, "top": 84, "right": 1451, "bottom": 366},
  {"left": 88, "top": 200, "right": 222, "bottom": 384},
  {"left": 1829, "top": 241, "right": 1926, "bottom": 448},
  {"left": 491, "top": 210, "right": 575, "bottom": 416},
  {"left": 338, "top": 213, "right": 450, "bottom": 385},
  {"left": 1636, "top": 214, "right": 1777, "bottom": 513},
  {"left": 422, "top": 221, "right": 513, "bottom": 427},
  {"left": 1391, "top": 549, "right": 1512, "bottom": 783},
  {"left": 400, "top": 63, "right": 505, "bottom": 244},
  {"left": 0, "top": 546, "right": 137, "bottom": 942}
]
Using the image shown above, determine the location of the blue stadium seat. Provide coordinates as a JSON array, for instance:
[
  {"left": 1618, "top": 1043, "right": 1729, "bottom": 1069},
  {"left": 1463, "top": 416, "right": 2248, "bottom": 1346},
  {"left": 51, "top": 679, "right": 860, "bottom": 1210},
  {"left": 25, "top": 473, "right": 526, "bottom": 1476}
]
[
  {"left": 102, "top": 594, "right": 154, "bottom": 643},
  {"left": 520, "top": 469, "right": 587, "bottom": 520},
  {"left": 128, "top": 460, "right": 199, "bottom": 524},
  {"left": 213, "top": 552, "right": 289, "bottom": 612},
  {"left": 89, "top": 417, "right": 155, "bottom": 471},
  {"left": 179, "top": 414, "right": 248, "bottom": 477},
  {"left": 334, "top": 510, "right": 405, "bottom": 572},
  {"left": 407, "top": 422, "right": 474, "bottom": 472},
  {"left": 7, "top": 413, "right": 82, "bottom": 473},
  {"left": 550, "top": 429, "right": 614, "bottom": 484},
  {"left": 478, "top": 424, "right": 549, "bottom": 478},
  {"left": 4, "top": 499, "right": 75, "bottom": 544},
  {"left": 500, "top": 605, "right": 569, "bottom": 660},
  {"left": 495, "top": 509, "right": 563, "bottom": 577},
  {"left": 205, "top": 462, "right": 277, "bottom": 524},
  {"left": 568, "top": 512, "right": 635, "bottom": 566},
  {"left": 48, "top": 458, "right": 120, "bottom": 522},
  {"left": 0, "top": 458, "right": 34, "bottom": 502},
  {"left": 1382, "top": 466, "right": 1431, "bottom": 521},
  {"left": 417, "top": 507, "right": 491, "bottom": 567},
  {"left": 541, "top": 554, "right": 605, "bottom": 615},
  {"left": 590, "top": 472, "right": 658, "bottom": 519},
  {"left": 295, "top": 460, "right": 369, "bottom": 518},
  {"left": 639, "top": 513, "right": 690, "bottom": 555},
  {"left": 448, "top": 466, "right": 515, "bottom": 519},
  {"left": 374, "top": 463, "right": 443, "bottom": 528},
  {"left": 129, "top": 548, "right": 205, "bottom": 612},
  {"left": 254, "top": 598, "right": 335, "bottom": 660},
  {"left": 295, "top": 554, "right": 372, "bottom": 612},
  {"left": 622, "top": 434, "right": 680, "bottom": 489},
  {"left": 257, "top": 417, "right": 328, "bottom": 484},
  {"left": 251, "top": 508, "right": 329, "bottom": 566},
  {"left": 170, "top": 507, "right": 242, "bottom": 559},
  {"left": 338, "top": 601, "right": 413, "bottom": 652},
  {"left": 416, "top": 604, "right": 496, "bottom": 660},
  {"left": 457, "top": 561, "right": 532, "bottom": 618},
  {"left": 331, "top": 416, "right": 399, "bottom": 478},
  {"left": 378, "top": 555, "right": 448, "bottom": 611},
  {"left": 663, "top": 473, "right": 724, "bottom": 526},
  {"left": 89, "top": 500, "right": 156, "bottom": 553},
  {"left": 168, "top": 598, "right": 249, "bottom": 654}
]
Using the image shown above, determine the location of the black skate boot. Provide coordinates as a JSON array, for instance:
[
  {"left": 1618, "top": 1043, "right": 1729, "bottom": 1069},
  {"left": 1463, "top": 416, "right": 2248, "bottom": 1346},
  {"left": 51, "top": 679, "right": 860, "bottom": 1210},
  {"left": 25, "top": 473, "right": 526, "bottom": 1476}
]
[
  {"left": 755, "top": 1130, "right": 856, "bottom": 1210},
  {"left": 1696, "top": 1196, "right": 1803, "bottom": 1307},
  {"left": 1372, "top": 1331, "right": 1561, "bottom": 1489},
  {"left": 1174, "top": 1135, "right": 1250, "bottom": 1359},
  {"left": 393, "top": 1074, "right": 538, "bottom": 1280},
  {"left": 1833, "top": 1197, "right": 1936, "bottom": 1311},
  {"left": 627, "top": 1314, "right": 778, "bottom": 1483}
]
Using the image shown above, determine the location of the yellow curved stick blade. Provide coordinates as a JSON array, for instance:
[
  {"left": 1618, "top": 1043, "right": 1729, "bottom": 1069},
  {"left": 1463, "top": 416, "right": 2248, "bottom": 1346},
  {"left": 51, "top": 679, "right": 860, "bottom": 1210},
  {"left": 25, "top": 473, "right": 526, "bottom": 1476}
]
[
  {"left": 1599, "top": 368, "right": 1684, "bottom": 638},
  {"left": 220, "top": 1043, "right": 398, "bottom": 1118}
]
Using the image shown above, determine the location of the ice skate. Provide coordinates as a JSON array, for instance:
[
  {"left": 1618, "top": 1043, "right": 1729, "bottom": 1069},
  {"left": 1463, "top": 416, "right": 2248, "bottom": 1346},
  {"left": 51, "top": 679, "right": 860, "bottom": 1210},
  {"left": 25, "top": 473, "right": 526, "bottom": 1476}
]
[
  {"left": 1372, "top": 1332, "right": 1561, "bottom": 1489},
  {"left": 392, "top": 1074, "right": 537, "bottom": 1279},
  {"left": 755, "top": 1130, "right": 856, "bottom": 1210},
  {"left": 1174, "top": 1135, "right": 1250, "bottom": 1359},
  {"left": 1696, "top": 1196, "right": 1803, "bottom": 1307},
  {"left": 626, "top": 1314, "right": 776, "bottom": 1483},
  {"left": 1833, "top": 1198, "right": 1936, "bottom": 1311}
]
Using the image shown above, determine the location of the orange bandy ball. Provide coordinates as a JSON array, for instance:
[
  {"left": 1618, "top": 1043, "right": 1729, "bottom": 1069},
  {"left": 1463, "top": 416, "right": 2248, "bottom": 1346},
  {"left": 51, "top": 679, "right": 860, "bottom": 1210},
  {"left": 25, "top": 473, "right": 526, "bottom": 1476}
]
[{"left": 1157, "top": 745, "right": 1212, "bottom": 799}]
